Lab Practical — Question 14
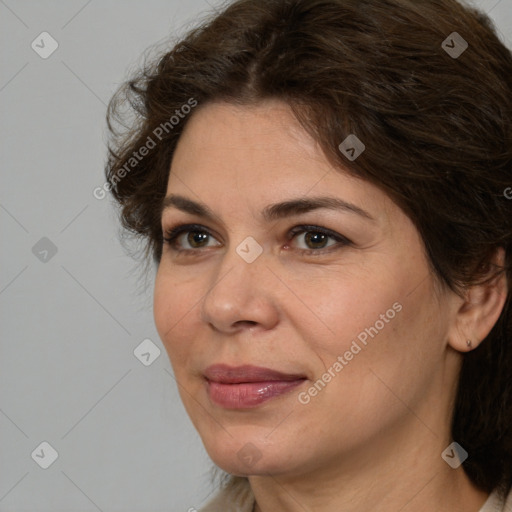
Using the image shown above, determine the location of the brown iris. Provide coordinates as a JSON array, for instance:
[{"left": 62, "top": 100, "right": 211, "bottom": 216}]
[
  {"left": 304, "top": 232, "right": 328, "bottom": 249},
  {"left": 187, "top": 231, "right": 209, "bottom": 248}
]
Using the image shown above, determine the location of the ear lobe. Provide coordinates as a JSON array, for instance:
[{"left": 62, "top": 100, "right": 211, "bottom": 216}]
[{"left": 447, "top": 248, "right": 508, "bottom": 353}]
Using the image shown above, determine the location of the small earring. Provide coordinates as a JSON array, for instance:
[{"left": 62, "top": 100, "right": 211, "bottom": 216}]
[{"left": 466, "top": 339, "right": 472, "bottom": 348}]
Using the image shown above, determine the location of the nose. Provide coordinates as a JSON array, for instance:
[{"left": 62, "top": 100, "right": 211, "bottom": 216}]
[{"left": 200, "top": 244, "right": 280, "bottom": 334}]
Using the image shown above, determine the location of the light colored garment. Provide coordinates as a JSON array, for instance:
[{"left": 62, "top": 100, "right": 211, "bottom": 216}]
[
  {"left": 199, "top": 477, "right": 254, "bottom": 512},
  {"left": 199, "top": 476, "right": 512, "bottom": 512},
  {"left": 480, "top": 485, "right": 512, "bottom": 512}
]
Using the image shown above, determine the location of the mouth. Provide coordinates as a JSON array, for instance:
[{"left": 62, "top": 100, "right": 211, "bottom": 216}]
[{"left": 203, "top": 364, "right": 307, "bottom": 409}]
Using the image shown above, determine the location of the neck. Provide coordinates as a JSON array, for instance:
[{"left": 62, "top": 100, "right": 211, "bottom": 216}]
[{"left": 249, "top": 417, "right": 489, "bottom": 512}]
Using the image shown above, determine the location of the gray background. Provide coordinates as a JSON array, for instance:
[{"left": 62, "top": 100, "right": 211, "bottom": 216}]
[{"left": 1, "top": 0, "right": 511, "bottom": 511}]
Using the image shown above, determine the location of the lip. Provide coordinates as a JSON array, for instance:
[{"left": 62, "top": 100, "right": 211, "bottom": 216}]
[{"left": 204, "top": 364, "right": 307, "bottom": 409}]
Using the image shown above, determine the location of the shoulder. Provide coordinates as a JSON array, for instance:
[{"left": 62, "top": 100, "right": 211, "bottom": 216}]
[
  {"left": 479, "top": 485, "right": 512, "bottom": 512},
  {"left": 503, "top": 486, "right": 512, "bottom": 512},
  {"left": 198, "top": 476, "right": 254, "bottom": 512}
]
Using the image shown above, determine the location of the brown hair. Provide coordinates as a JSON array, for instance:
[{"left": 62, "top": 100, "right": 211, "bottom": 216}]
[{"left": 105, "top": 0, "right": 512, "bottom": 494}]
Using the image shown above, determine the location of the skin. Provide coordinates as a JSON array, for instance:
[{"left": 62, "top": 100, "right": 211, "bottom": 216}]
[{"left": 153, "top": 100, "right": 507, "bottom": 512}]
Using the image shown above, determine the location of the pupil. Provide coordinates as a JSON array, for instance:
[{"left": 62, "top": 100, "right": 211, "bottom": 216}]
[
  {"left": 306, "top": 232, "right": 327, "bottom": 248},
  {"left": 188, "top": 231, "right": 208, "bottom": 247}
]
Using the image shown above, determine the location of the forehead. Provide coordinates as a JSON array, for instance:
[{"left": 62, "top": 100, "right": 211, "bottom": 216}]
[
  {"left": 171, "top": 100, "right": 317, "bottom": 172},
  {"left": 166, "top": 100, "right": 394, "bottom": 223}
]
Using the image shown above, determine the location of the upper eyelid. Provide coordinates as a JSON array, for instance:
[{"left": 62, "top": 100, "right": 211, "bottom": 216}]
[
  {"left": 162, "top": 223, "right": 342, "bottom": 237},
  {"left": 289, "top": 225, "right": 349, "bottom": 239},
  {"left": 163, "top": 223, "right": 219, "bottom": 239}
]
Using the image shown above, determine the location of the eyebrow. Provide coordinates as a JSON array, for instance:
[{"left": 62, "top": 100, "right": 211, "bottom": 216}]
[{"left": 161, "top": 194, "right": 374, "bottom": 223}]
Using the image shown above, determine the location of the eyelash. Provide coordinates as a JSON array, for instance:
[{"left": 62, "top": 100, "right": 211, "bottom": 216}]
[{"left": 162, "top": 223, "right": 351, "bottom": 256}]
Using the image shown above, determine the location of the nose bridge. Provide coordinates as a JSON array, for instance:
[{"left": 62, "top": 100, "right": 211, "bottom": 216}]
[{"left": 200, "top": 241, "right": 278, "bottom": 332}]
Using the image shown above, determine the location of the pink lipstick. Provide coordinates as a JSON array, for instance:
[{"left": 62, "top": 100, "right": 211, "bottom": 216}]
[{"left": 204, "top": 364, "right": 306, "bottom": 409}]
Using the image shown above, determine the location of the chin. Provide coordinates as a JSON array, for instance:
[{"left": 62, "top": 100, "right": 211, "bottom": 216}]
[{"left": 198, "top": 425, "right": 305, "bottom": 477}]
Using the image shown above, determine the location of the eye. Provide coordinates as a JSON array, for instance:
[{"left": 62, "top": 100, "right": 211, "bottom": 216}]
[
  {"left": 163, "top": 224, "right": 220, "bottom": 252},
  {"left": 162, "top": 223, "right": 351, "bottom": 256},
  {"left": 287, "top": 225, "right": 350, "bottom": 254}
]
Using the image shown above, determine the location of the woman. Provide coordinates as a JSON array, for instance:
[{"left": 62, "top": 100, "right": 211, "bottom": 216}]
[{"left": 105, "top": 0, "right": 512, "bottom": 510}]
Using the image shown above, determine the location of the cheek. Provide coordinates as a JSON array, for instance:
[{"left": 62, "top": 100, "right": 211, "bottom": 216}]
[
  {"left": 313, "top": 273, "right": 444, "bottom": 412},
  {"left": 292, "top": 253, "right": 442, "bottom": 399},
  {"left": 287, "top": 265, "right": 404, "bottom": 360},
  {"left": 292, "top": 284, "right": 441, "bottom": 446},
  {"left": 153, "top": 270, "right": 201, "bottom": 362}
]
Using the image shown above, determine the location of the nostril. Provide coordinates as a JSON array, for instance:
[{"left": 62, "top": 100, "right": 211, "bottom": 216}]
[{"left": 236, "top": 320, "right": 258, "bottom": 327}]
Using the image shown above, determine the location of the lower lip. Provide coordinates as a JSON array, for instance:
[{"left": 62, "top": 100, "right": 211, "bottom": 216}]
[{"left": 206, "top": 379, "right": 306, "bottom": 409}]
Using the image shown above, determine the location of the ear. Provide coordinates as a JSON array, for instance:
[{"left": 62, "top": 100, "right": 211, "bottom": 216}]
[{"left": 447, "top": 248, "right": 508, "bottom": 353}]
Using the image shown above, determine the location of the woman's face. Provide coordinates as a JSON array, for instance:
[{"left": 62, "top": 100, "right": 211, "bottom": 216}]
[{"left": 154, "top": 100, "right": 462, "bottom": 477}]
